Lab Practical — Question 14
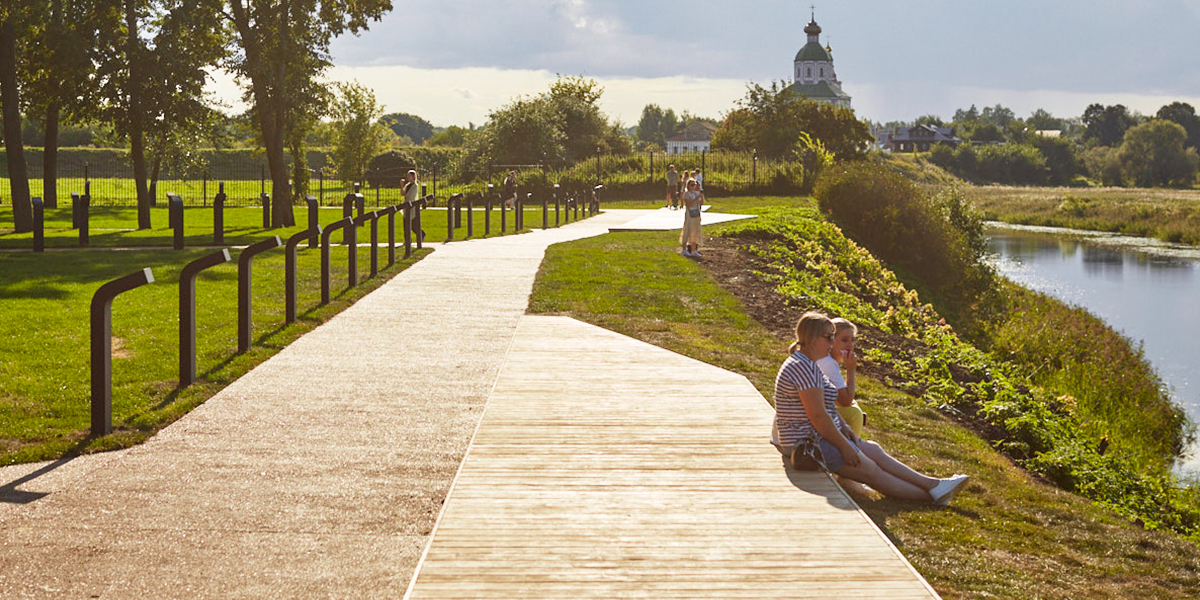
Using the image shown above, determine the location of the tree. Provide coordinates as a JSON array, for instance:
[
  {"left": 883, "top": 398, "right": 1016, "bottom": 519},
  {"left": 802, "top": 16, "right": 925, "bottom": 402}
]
[
  {"left": 1117, "top": 119, "right": 1199, "bottom": 187},
  {"left": 635, "top": 103, "right": 679, "bottom": 149},
  {"left": 465, "top": 75, "right": 629, "bottom": 166},
  {"left": 382, "top": 112, "right": 433, "bottom": 145},
  {"left": 0, "top": 2, "right": 37, "bottom": 232},
  {"left": 710, "top": 81, "right": 870, "bottom": 160},
  {"left": 222, "top": 0, "right": 392, "bottom": 227},
  {"left": 425, "top": 125, "right": 472, "bottom": 147},
  {"left": 1082, "top": 103, "right": 1138, "bottom": 147},
  {"left": 1027, "top": 108, "right": 1064, "bottom": 131},
  {"left": 914, "top": 114, "right": 945, "bottom": 127},
  {"left": 1155, "top": 102, "right": 1200, "bottom": 151},
  {"left": 328, "top": 81, "right": 392, "bottom": 185}
]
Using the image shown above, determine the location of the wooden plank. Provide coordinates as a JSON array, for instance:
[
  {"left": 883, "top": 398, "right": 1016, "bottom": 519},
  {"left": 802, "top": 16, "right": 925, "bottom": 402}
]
[{"left": 404, "top": 316, "right": 941, "bottom": 599}]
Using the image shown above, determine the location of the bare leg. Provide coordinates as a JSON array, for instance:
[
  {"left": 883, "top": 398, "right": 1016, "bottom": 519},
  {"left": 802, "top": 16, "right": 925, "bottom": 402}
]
[
  {"left": 859, "top": 440, "right": 940, "bottom": 491},
  {"left": 835, "top": 453, "right": 933, "bottom": 502}
]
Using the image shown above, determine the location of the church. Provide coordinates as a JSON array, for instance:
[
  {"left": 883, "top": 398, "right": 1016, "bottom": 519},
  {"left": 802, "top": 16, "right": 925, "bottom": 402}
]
[{"left": 788, "top": 14, "right": 851, "bottom": 108}]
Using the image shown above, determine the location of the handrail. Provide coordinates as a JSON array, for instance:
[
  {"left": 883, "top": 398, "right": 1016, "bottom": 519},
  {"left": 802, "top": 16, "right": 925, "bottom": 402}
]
[
  {"left": 321, "top": 217, "right": 354, "bottom": 305},
  {"left": 352, "top": 211, "right": 378, "bottom": 280},
  {"left": 180, "top": 250, "right": 232, "bottom": 385},
  {"left": 238, "top": 236, "right": 283, "bottom": 353},
  {"left": 285, "top": 228, "right": 318, "bottom": 324},
  {"left": 378, "top": 205, "right": 397, "bottom": 267},
  {"left": 305, "top": 195, "right": 319, "bottom": 249},
  {"left": 91, "top": 268, "right": 155, "bottom": 435}
]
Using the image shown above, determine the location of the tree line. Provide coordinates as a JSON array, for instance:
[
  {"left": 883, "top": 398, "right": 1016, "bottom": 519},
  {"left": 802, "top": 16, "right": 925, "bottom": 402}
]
[
  {"left": 1, "top": 0, "right": 392, "bottom": 233},
  {"left": 895, "top": 102, "right": 1200, "bottom": 187}
]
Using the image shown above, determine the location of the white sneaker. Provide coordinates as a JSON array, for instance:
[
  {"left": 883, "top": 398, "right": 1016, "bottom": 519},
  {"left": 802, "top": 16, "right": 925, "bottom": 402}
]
[
  {"left": 930, "top": 474, "right": 969, "bottom": 506},
  {"left": 692, "top": 250, "right": 702, "bottom": 258},
  {"left": 681, "top": 249, "right": 693, "bottom": 257}
]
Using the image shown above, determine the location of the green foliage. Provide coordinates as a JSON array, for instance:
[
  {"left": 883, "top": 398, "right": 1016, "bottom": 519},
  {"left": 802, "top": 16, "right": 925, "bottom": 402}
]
[
  {"left": 1156, "top": 101, "right": 1200, "bottom": 150},
  {"left": 814, "top": 162, "right": 1000, "bottom": 336},
  {"left": 363, "top": 149, "right": 414, "bottom": 189},
  {"left": 1083, "top": 103, "right": 1139, "bottom": 147},
  {"left": 1082, "top": 145, "right": 1125, "bottom": 185},
  {"left": 710, "top": 81, "right": 871, "bottom": 160},
  {"left": 634, "top": 103, "right": 679, "bottom": 149},
  {"left": 425, "top": 125, "right": 473, "bottom": 147},
  {"left": 328, "top": 81, "right": 393, "bottom": 184},
  {"left": 1117, "top": 119, "right": 1199, "bottom": 187},
  {"left": 382, "top": 112, "right": 434, "bottom": 145},
  {"left": 1029, "top": 134, "right": 1085, "bottom": 185},
  {"left": 464, "top": 75, "right": 630, "bottom": 167}
]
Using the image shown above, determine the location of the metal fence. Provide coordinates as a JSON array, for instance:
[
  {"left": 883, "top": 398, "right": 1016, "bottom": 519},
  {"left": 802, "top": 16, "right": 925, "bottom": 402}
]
[{"left": 2, "top": 148, "right": 807, "bottom": 208}]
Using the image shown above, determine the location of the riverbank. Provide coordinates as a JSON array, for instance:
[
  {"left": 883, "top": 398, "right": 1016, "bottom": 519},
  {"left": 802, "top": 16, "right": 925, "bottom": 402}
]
[
  {"left": 967, "top": 185, "right": 1200, "bottom": 245},
  {"left": 528, "top": 197, "right": 1200, "bottom": 597}
]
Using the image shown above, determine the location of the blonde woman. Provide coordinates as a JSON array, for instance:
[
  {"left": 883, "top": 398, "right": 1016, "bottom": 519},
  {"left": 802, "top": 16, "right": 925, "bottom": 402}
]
[{"left": 774, "top": 311, "right": 969, "bottom": 504}]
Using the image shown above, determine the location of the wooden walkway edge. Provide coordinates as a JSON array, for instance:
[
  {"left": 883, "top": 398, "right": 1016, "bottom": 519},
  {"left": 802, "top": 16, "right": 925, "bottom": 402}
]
[{"left": 404, "top": 315, "right": 941, "bottom": 599}]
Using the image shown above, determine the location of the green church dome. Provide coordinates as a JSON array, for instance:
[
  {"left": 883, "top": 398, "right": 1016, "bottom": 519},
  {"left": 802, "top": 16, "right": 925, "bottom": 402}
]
[{"left": 794, "top": 41, "right": 832, "bottom": 62}]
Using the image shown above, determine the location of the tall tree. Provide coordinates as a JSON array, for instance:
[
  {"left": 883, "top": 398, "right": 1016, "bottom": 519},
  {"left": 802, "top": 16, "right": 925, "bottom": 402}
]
[
  {"left": 222, "top": 0, "right": 391, "bottom": 227},
  {"left": 1156, "top": 102, "right": 1200, "bottom": 151},
  {"left": 329, "top": 81, "right": 391, "bottom": 184},
  {"left": 710, "top": 81, "right": 870, "bottom": 160},
  {"left": 635, "top": 104, "right": 679, "bottom": 149},
  {"left": 1117, "top": 119, "right": 1199, "bottom": 187},
  {"left": 0, "top": 2, "right": 38, "bottom": 233},
  {"left": 1082, "top": 103, "right": 1138, "bottom": 147},
  {"left": 382, "top": 112, "right": 434, "bottom": 145}
]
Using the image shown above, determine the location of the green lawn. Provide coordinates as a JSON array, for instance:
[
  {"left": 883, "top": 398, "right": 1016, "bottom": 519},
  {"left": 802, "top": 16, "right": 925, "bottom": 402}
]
[
  {"left": 528, "top": 196, "right": 1200, "bottom": 599},
  {"left": 0, "top": 204, "right": 563, "bottom": 249},
  {"left": 0, "top": 203, "right": 593, "bottom": 464}
]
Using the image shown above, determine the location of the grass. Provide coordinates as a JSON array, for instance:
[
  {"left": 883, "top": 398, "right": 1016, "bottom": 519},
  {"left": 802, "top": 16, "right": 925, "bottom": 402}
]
[
  {"left": 966, "top": 185, "right": 1200, "bottom": 245},
  {"left": 528, "top": 195, "right": 1200, "bottom": 598},
  {"left": 0, "top": 203, "right": 594, "bottom": 464},
  {"left": 0, "top": 204, "right": 562, "bottom": 249}
]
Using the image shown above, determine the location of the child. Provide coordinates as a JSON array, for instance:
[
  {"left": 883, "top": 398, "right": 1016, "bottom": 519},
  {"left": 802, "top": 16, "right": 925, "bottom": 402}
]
[
  {"left": 679, "top": 178, "right": 704, "bottom": 257},
  {"left": 817, "top": 318, "right": 866, "bottom": 438}
]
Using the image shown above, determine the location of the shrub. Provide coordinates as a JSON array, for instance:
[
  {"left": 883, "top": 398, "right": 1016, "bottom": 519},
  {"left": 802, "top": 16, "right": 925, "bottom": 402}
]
[
  {"left": 815, "top": 162, "right": 999, "bottom": 338},
  {"left": 363, "top": 150, "right": 415, "bottom": 189}
]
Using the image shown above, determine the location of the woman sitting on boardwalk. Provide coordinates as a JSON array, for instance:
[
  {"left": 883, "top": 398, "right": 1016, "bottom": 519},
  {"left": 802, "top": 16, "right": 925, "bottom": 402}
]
[{"left": 774, "top": 311, "right": 968, "bottom": 505}]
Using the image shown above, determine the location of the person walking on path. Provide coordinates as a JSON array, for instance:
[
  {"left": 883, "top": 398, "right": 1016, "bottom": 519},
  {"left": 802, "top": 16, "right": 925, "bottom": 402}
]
[
  {"left": 503, "top": 170, "right": 518, "bottom": 209},
  {"left": 680, "top": 178, "right": 704, "bottom": 257},
  {"left": 774, "top": 311, "right": 969, "bottom": 505},
  {"left": 666, "top": 164, "right": 680, "bottom": 209},
  {"left": 403, "top": 169, "right": 419, "bottom": 203}
]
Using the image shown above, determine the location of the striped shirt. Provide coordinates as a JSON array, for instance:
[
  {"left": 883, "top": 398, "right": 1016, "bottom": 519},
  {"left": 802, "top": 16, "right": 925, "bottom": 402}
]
[{"left": 773, "top": 351, "right": 843, "bottom": 448}]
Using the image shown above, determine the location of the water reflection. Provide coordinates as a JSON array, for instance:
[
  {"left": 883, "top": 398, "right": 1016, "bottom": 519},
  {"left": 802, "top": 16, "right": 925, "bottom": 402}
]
[{"left": 986, "top": 224, "right": 1200, "bottom": 472}]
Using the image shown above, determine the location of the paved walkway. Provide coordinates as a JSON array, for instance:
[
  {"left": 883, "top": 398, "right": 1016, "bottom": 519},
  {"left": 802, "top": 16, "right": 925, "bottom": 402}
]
[{"left": 0, "top": 210, "right": 939, "bottom": 599}]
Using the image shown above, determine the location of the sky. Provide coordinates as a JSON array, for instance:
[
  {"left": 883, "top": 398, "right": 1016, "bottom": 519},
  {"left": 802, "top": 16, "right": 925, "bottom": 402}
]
[{"left": 207, "top": 0, "right": 1200, "bottom": 128}]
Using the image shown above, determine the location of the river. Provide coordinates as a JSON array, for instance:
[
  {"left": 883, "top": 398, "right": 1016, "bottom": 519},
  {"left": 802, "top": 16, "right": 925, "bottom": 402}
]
[{"left": 986, "top": 223, "right": 1200, "bottom": 473}]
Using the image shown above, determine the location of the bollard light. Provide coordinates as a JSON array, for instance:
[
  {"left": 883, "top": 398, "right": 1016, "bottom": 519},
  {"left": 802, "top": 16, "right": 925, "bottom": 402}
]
[
  {"left": 91, "top": 268, "right": 155, "bottom": 435},
  {"left": 237, "top": 236, "right": 283, "bottom": 353},
  {"left": 179, "top": 250, "right": 232, "bottom": 386}
]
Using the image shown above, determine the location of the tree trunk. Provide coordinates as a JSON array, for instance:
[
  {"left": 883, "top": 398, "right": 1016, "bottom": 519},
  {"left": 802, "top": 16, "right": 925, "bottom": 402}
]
[
  {"left": 124, "top": 0, "right": 151, "bottom": 229},
  {"left": 43, "top": 99, "right": 60, "bottom": 208},
  {"left": 0, "top": 18, "right": 32, "bottom": 233}
]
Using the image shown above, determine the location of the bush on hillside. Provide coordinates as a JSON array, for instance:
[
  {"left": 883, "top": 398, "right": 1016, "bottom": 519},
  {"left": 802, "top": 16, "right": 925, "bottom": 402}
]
[
  {"left": 815, "top": 162, "right": 999, "bottom": 338},
  {"left": 364, "top": 150, "right": 415, "bottom": 188}
]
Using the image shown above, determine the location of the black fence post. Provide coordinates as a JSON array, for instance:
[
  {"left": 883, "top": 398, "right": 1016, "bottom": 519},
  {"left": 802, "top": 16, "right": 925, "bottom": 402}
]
[
  {"left": 485, "top": 186, "right": 493, "bottom": 235},
  {"left": 342, "top": 192, "right": 356, "bottom": 244},
  {"left": 71, "top": 192, "right": 80, "bottom": 229},
  {"left": 554, "top": 184, "right": 561, "bottom": 226},
  {"left": 180, "top": 250, "right": 232, "bottom": 386},
  {"left": 466, "top": 194, "right": 474, "bottom": 238},
  {"left": 168, "top": 194, "right": 185, "bottom": 250},
  {"left": 237, "top": 236, "right": 283, "bottom": 353},
  {"left": 500, "top": 193, "right": 507, "bottom": 234},
  {"left": 446, "top": 194, "right": 457, "bottom": 241},
  {"left": 260, "top": 192, "right": 271, "bottom": 229},
  {"left": 285, "top": 228, "right": 317, "bottom": 324},
  {"left": 79, "top": 187, "right": 90, "bottom": 247},
  {"left": 752, "top": 149, "right": 757, "bottom": 185},
  {"left": 414, "top": 193, "right": 426, "bottom": 249},
  {"left": 381, "top": 206, "right": 396, "bottom": 267},
  {"left": 214, "top": 183, "right": 226, "bottom": 244},
  {"left": 402, "top": 201, "right": 413, "bottom": 258},
  {"left": 91, "top": 268, "right": 155, "bottom": 436},
  {"left": 592, "top": 184, "right": 603, "bottom": 215},
  {"left": 320, "top": 217, "right": 353, "bottom": 304},
  {"left": 32, "top": 198, "right": 44, "bottom": 252},
  {"left": 353, "top": 212, "right": 378, "bottom": 279},
  {"left": 454, "top": 193, "right": 462, "bottom": 228},
  {"left": 347, "top": 214, "right": 360, "bottom": 288},
  {"left": 542, "top": 192, "right": 549, "bottom": 230},
  {"left": 306, "top": 195, "right": 319, "bottom": 249}
]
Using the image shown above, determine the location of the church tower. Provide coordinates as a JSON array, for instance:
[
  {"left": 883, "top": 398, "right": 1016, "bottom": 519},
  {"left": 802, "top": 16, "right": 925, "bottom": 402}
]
[{"left": 789, "top": 13, "right": 851, "bottom": 108}]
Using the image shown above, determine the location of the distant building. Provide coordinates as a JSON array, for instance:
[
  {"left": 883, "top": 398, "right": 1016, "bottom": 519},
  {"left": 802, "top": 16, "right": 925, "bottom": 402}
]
[
  {"left": 787, "top": 14, "right": 851, "bottom": 109},
  {"left": 884, "top": 124, "right": 962, "bottom": 153},
  {"left": 666, "top": 121, "right": 718, "bottom": 154}
]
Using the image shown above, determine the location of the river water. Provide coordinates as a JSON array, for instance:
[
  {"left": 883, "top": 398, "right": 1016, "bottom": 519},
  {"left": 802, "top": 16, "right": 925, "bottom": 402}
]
[{"left": 986, "top": 223, "right": 1200, "bottom": 473}]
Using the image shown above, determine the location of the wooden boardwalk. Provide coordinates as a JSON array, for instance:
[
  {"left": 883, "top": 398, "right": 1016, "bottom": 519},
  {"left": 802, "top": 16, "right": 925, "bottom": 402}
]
[{"left": 405, "top": 316, "right": 941, "bottom": 599}]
